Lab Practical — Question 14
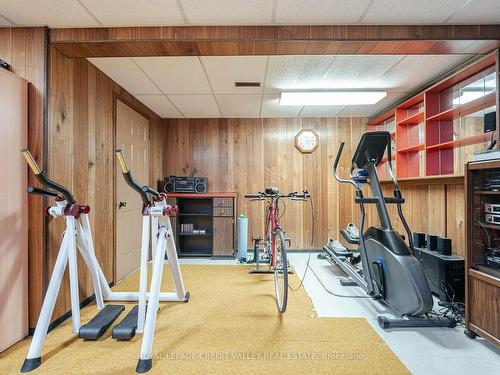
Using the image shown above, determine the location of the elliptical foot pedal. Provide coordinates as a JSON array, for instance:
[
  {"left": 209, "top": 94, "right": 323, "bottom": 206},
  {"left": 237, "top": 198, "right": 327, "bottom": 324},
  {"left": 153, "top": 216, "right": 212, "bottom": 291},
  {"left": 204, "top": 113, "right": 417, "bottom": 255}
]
[
  {"left": 79, "top": 304, "right": 125, "bottom": 340},
  {"left": 112, "top": 305, "right": 140, "bottom": 340},
  {"left": 340, "top": 278, "right": 359, "bottom": 287}
]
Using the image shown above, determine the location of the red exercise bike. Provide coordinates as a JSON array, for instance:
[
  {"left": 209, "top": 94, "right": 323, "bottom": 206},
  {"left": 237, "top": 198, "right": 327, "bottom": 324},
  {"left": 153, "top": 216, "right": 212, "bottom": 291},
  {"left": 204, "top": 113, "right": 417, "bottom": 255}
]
[{"left": 245, "top": 188, "right": 310, "bottom": 313}]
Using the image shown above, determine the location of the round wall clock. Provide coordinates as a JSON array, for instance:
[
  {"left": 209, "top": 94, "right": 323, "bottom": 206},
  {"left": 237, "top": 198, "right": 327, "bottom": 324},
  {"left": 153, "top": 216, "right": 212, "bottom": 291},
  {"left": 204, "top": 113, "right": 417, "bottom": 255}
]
[{"left": 295, "top": 129, "right": 319, "bottom": 154}]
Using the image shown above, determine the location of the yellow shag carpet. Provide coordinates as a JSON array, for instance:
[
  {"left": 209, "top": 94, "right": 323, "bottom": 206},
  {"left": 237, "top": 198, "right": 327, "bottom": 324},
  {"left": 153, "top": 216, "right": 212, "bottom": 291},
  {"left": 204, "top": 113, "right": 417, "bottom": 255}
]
[{"left": 0, "top": 265, "right": 409, "bottom": 374}]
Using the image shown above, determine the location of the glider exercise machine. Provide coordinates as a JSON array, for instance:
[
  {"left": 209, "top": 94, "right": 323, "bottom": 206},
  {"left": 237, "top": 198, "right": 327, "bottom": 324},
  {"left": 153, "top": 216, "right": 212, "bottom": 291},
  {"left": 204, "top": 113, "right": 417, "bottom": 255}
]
[
  {"left": 115, "top": 149, "right": 189, "bottom": 373},
  {"left": 20, "top": 149, "right": 188, "bottom": 374},
  {"left": 323, "top": 131, "right": 456, "bottom": 329}
]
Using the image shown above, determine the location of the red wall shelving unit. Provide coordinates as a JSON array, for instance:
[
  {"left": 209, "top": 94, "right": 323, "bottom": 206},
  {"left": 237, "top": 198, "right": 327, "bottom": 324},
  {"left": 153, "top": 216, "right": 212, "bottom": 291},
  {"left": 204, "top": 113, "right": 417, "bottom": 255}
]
[{"left": 368, "top": 53, "right": 498, "bottom": 180}]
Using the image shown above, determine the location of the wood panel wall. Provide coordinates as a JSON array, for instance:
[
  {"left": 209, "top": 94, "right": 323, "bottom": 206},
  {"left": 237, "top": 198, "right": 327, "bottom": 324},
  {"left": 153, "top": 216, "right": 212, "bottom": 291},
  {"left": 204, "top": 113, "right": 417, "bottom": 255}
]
[
  {"left": 163, "top": 118, "right": 466, "bottom": 256},
  {"left": 375, "top": 182, "right": 465, "bottom": 256},
  {"left": 0, "top": 27, "right": 47, "bottom": 328},
  {"left": 47, "top": 47, "right": 164, "bottom": 323},
  {"left": 163, "top": 117, "right": 365, "bottom": 249}
]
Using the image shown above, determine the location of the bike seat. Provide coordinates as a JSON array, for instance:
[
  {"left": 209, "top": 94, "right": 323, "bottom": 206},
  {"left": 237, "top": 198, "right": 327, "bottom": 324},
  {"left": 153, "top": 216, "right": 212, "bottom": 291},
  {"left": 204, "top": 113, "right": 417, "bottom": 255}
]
[{"left": 265, "top": 187, "right": 279, "bottom": 195}]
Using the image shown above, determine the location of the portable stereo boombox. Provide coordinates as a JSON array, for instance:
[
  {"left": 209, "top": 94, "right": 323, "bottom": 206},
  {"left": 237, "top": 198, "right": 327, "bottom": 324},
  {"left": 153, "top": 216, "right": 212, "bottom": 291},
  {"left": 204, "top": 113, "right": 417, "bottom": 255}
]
[{"left": 163, "top": 176, "right": 207, "bottom": 194}]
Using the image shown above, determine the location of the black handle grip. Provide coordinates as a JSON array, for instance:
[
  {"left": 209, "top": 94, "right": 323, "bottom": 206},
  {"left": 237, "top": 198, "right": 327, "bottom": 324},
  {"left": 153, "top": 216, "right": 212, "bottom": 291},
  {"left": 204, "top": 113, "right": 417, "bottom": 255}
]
[
  {"left": 21, "top": 149, "right": 76, "bottom": 205},
  {"left": 27, "top": 186, "right": 60, "bottom": 198},
  {"left": 115, "top": 150, "right": 150, "bottom": 205},
  {"left": 333, "top": 142, "right": 345, "bottom": 172},
  {"left": 141, "top": 185, "right": 160, "bottom": 198},
  {"left": 245, "top": 194, "right": 261, "bottom": 199}
]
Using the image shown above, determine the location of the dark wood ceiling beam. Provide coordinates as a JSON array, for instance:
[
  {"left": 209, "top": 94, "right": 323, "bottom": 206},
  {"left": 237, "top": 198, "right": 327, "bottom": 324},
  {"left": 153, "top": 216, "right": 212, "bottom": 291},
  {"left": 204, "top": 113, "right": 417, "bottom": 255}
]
[{"left": 49, "top": 25, "right": 500, "bottom": 57}]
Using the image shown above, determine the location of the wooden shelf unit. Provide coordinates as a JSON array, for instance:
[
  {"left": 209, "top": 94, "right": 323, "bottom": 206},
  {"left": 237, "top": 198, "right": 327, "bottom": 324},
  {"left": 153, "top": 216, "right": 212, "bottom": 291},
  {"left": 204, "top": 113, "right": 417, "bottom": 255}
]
[
  {"left": 368, "top": 53, "right": 498, "bottom": 180},
  {"left": 465, "top": 160, "right": 500, "bottom": 347},
  {"left": 166, "top": 193, "right": 237, "bottom": 258}
]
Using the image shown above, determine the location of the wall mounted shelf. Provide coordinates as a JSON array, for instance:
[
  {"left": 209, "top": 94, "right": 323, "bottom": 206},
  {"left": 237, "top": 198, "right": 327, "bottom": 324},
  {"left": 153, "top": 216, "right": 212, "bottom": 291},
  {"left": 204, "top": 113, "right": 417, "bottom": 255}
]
[{"left": 368, "top": 53, "right": 498, "bottom": 180}]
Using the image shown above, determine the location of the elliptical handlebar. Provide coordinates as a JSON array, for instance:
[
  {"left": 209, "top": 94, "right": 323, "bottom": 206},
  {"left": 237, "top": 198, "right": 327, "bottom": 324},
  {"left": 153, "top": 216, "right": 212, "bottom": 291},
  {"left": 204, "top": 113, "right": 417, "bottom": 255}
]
[
  {"left": 27, "top": 186, "right": 60, "bottom": 198},
  {"left": 115, "top": 149, "right": 150, "bottom": 205},
  {"left": 332, "top": 142, "right": 359, "bottom": 191},
  {"left": 141, "top": 185, "right": 161, "bottom": 199},
  {"left": 21, "top": 149, "right": 76, "bottom": 205}
]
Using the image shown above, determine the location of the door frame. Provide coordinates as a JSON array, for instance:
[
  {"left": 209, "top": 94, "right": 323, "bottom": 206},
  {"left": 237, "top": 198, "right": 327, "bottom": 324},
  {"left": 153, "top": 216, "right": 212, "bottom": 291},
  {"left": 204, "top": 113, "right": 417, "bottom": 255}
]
[{"left": 112, "top": 93, "right": 152, "bottom": 283}]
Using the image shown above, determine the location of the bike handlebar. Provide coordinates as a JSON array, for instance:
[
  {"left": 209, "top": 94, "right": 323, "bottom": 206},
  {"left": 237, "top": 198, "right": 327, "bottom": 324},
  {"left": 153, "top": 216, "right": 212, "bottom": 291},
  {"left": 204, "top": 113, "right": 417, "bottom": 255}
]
[
  {"left": 115, "top": 149, "right": 150, "bottom": 205},
  {"left": 21, "top": 149, "right": 76, "bottom": 205},
  {"left": 244, "top": 191, "right": 310, "bottom": 200}
]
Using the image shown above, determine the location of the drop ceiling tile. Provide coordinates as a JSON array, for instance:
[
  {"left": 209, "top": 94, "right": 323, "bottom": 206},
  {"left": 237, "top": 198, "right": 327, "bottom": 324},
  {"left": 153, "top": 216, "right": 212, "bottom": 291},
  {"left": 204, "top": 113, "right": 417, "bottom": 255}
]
[
  {"left": 376, "top": 55, "right": 470, "bottom": 91},
  {"left": 337, "top": 93, "right": 407, "bottom": 117},
  {"left": 265, "top": 56, "right": 336, "bottom": 94},
  {"left": 362, "top": 0, "right": 469, "bottom": 24},
  {"left": 88, "top": 58, "right": 161, "bottom": 95},
  {"left": 275, "top": 0, "right": 372, "bottom": 24},
  {"left": 0, "top": 14, "right": 11, "bottom": 25},
  {"left": 216, "top": 95, "right": 261, "bottom": 118},
  {"left": 447, "top": 0, "right": 500, "bottom": 24},
  {"left": 201, "top": 56, "right": 267, "bottom": 95},
  {"left": 134, "top": 57, "right": 211, "bottom": 95},
  {"left": 321, "top": 56, "right": 404, "bottom": 89},
  {"left": 300, "top": 105, "right": 346, "bottom": 117},
  {"left": 261, "top": 94, "right": 303, "bottom": 118},
  {"left": 168, "top": 95, "right": 220, "bottom": 117},
  {"left": 135, "top": 95, "right": 183, "bottom": 118},
  {"left": 81, "top": 0, "right": 185, "bottom": 26},
  {"left": 180, "top": 0, "right": 273, "bottom": 24},
  {"left": 0, "top": 0, "right": 99, "bottom": 27}
]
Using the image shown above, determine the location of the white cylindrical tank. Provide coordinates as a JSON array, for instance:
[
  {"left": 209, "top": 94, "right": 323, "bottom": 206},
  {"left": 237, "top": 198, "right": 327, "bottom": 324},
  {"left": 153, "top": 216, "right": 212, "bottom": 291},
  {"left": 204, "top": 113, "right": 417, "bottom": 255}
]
[{"left": 237, "top": 214, "right": 248, "bottom": 261}]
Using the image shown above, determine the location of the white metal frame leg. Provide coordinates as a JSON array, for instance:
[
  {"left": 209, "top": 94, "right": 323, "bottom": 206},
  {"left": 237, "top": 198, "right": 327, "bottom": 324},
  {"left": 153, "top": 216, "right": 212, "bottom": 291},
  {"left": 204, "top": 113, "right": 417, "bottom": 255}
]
[
  {"left": 66, "top": 216, "right": 81, "bottom": 333},
  {"left": 79, "top": 213, "right": 104, "bottom": 309},
  {"left": 164, "top": 218, "right": 186, "bottom": 299},
  {"left": 22, "top": 230, "right": 71, "bottom": 367},
  {"left": 136, "top": 226, "right": 168, "bottom": 373},
  {"left": 137, "top": 215, "right": 151, "bottom": 333}
]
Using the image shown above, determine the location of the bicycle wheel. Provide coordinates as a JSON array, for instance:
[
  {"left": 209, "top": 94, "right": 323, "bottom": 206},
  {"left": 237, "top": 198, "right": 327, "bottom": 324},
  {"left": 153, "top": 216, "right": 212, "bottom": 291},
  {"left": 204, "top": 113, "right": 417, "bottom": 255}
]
[{"left": 273, "top": 229, "right": 288, "bottom": 313}]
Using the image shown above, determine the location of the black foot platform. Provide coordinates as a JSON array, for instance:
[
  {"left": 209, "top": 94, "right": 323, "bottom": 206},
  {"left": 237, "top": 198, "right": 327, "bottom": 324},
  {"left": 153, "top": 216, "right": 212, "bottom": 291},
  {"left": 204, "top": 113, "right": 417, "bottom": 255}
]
[
  {"left": 20, "top": 357, "right": 41, "bottom": 373},
  {"left": 79, "top": 304, "right": 125, "bottom": 340},
  {"left": 112, "top": 305, "right": 140, "bottom": 340},
  {"left": 136, "top": 358, "right": 152, "bottom": 373},
  {"left": 378, "top": 315, "right": 456, "bottom": 329}
]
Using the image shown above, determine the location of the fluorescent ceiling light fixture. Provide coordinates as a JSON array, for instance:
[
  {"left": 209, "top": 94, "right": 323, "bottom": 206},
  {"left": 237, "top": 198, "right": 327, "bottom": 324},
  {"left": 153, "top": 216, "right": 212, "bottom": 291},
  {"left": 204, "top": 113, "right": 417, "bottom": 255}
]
[{"left": 279, "top": 91, "right": 386, "bottom": 106}]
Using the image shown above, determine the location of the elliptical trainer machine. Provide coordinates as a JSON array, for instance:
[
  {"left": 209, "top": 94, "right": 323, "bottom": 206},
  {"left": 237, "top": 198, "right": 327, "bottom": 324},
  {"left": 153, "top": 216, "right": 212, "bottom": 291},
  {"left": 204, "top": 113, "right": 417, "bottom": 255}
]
[{"left": 323, "top": 131, "right": 455, "bottom": 328}]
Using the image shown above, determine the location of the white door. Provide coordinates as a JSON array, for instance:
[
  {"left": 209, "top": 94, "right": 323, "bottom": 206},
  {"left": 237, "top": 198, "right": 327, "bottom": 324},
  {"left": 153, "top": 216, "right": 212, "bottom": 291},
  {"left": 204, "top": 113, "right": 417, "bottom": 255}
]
[{"left": 115, "top": 99, "right": 149, "bottom": 281}]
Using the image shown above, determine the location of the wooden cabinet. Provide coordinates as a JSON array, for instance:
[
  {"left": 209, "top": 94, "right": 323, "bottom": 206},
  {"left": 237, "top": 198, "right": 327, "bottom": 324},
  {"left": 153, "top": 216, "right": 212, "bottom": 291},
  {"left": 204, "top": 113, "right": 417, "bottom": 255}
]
[
  {"left": 213, "top": 218, "right": 235, "bottom": 257},
  {"left": 0, "top": 69, "right": 28, "bottom": 351},
  {"left": 166, "top": 193, "right": 236, "bottom": 258},
  {"left": 465, "top": 160, "right": 500, "bottom": 346}
]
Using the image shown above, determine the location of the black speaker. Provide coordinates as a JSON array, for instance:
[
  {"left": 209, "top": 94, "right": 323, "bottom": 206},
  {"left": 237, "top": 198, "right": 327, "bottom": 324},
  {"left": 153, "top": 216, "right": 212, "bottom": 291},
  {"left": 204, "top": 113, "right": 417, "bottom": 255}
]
[
  {"left": 427, "top": 234, "right": 438, "bottom": 251},
  {"left": 194, "top": 177, "right": 207, "bottom": 194},
  {"left": 484, "top": 111, "right": 496, "bottom": 133},
  {"left": 437, "top": 237, "right": 452, "bottom": 256},
  {"left": 413, "top": 232, "right": 426, "bottom": 248},
  {"left": 164, "top": 176, "right": 176, "bottom": 193}
]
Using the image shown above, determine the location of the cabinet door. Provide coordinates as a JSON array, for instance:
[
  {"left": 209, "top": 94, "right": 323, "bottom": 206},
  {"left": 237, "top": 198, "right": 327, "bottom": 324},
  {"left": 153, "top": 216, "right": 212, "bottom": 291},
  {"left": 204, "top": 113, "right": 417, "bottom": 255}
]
[
  {"left": 213, "top": 217, "right": 234, "bottom": 257},
  {"left": 0, "top": 70, "right": 28, "bottom": 351}
]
